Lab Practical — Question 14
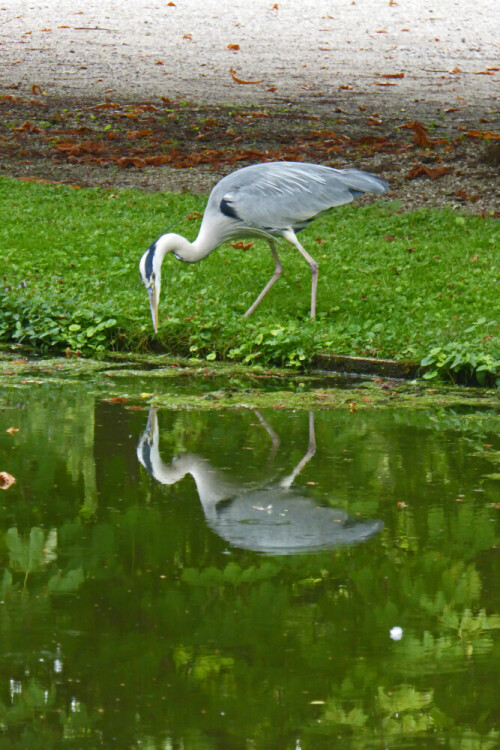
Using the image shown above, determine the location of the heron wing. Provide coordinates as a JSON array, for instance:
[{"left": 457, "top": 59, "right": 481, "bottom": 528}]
[{"left": 212, "top": 162, "right": 387, "bottom": 233}]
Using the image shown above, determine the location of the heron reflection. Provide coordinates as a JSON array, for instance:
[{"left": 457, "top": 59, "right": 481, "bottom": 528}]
[{"left": 137, "top": 409, "right": 383, "bottom": 555}]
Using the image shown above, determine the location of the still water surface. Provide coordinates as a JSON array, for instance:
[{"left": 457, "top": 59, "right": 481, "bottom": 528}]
[{"left": 0, "top": 384, "right": 498, "bottom": 749}]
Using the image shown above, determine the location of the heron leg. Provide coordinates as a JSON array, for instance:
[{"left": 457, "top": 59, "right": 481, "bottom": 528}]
[
  {"left": 280, "top": 412, "right": 316, "bottom": 489},
  {"left": 243, "top": 241, "right": 283, "bottom": 317},
  {"left": 282, "top": 228, "right": 319, "bottom": 318}
]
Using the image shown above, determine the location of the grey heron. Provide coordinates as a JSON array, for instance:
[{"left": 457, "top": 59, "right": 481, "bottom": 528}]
[
  {"left": 139, "top": 161, "right": 388, "bottom": 330},
  {"left": 137, "top": 408, "right": 384, "bottom": 555}
]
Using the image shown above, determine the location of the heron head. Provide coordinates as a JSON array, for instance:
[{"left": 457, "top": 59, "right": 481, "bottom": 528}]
[
  {"left": 139, "top": 232, "right": 192, "bottom": 332},
  {"left": 139, "top": 240, "right": 163, "bottom": 333}
]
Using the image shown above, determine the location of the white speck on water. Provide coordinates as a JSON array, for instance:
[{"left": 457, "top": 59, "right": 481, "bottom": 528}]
[{"left": 390, "top": 626, "right": 403, "bottom": 641}]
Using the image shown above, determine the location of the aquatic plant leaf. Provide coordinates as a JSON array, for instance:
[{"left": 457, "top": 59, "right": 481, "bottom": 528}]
[
  {"left": 5, "top": 527, "right": 45, "bottom": 573},
  {"left": 48, "top": 567, "right": 85, "bottom": 594},
  {"left": 376, "top": 684, "right": 434, "bottom": 714}
]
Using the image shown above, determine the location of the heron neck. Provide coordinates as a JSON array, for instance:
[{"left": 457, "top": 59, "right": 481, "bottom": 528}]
[{"left": 157, "top": 232, "right": 215, "bottom": 263}]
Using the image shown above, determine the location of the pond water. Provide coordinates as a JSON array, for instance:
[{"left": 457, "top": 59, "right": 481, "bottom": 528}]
[{"left": 0, "top": 379, "right": 498, "bottom": 749}]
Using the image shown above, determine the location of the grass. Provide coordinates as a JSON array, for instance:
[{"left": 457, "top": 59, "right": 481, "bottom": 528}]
[{"left": 0, "top": 176, "right": 498, "bottom": 385}]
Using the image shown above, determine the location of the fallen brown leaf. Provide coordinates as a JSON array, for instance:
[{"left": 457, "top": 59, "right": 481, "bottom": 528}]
[
  {"left": 145, "top": 155, "right": 171, "bottom": 166},
  {"left": 402, "top": 120, "right": 435, "bottom": 147},
  {"left": 126, "top": 129, "right": 154, "bottom": 139},
  {"left": 0, "top": 472, "right": 16, "bottom": 490},
  {"left": 124, "top": 103, "right": 158, "bottom": 115},
  {"left": 227, "top": 44, "right": 240, "bottom": 51},
  {"left": 230, "top": 68, "right": 263, "bottom": 84},
  {"left": 310, "top": 129, "right": 350, "bottom": 142},
  {"left": 465, "top": 130, "right": 500, "bottom": 140},
  {"left": 86, "top": 101, "right": 120, "bottom": 110},
  {"left": 53, "top": 140, "right": 106, "bottom": 156},
  {"left": 116, "top": 156, "right": 147, "bottom": 168},
  {"left": 378, "top": 72, "right": 404, "bottom": 78},
  {"left": 406, "top": 163, "right": 452, "bottom": 180},
  {"left": 228, "top": 241, "right": 254, "bottom": 250},
  {"left": 454, "top": 189, "right": 481, "bottom": 202}
]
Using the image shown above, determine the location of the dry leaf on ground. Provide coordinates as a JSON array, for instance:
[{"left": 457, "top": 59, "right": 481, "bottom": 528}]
[
  {"left": 228, "top": 241, "right": 254, "bottom": 250},
  {"left": 0, "top": 472, "right": 16, "bottom": 490},
  {"left": 402, "top": 120, "right": 435, "bottom": 147},
  {"left": 406, "top": 163, "right": 453, "bottom": 179},
  {"left": 230, "top": 68, "right": 263, "bottom": 84}
]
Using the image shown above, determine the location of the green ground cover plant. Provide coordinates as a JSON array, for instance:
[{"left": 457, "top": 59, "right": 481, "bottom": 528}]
[{"left": 0, "top": 177, "right": 498, "bottom": 384}]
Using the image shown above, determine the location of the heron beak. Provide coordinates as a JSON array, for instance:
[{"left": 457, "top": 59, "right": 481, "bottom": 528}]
[{"left": 147, "top": 284, "right": 159, "bottom": 333}]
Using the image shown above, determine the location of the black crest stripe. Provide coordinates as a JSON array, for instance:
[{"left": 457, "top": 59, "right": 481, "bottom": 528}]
[{"left": 220, "top": 198, "right": 240, "bottom": 220}]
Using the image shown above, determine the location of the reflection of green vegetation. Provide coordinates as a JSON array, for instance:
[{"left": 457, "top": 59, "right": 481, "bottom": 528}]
[
  {"left": 0, "top": 384, "right": 498, "bottom": 747},
  {"left": 0, "top": 680, "right": 56, "bottom": 727},
  {"left": 0, "top": 387, "right": 98, "bottom": 520},
  {"left": 5, "top": 527, "right": 57, "bottom": 585},
  {"left": 174, "top": 646, "right": 235, "bottom": 682}
]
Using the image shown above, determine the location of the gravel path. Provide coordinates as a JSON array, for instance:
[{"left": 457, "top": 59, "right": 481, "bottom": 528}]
[
  {"left": 1, "top": 1, "right": 498, "bottom": 211},
  {"left": 1, "top": 0, "right": 498, "bottom": 113}
]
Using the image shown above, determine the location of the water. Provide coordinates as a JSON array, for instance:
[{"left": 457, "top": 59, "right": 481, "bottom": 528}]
[{"left": 0, "top": 383, "right": 498, "bottom": 749}]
